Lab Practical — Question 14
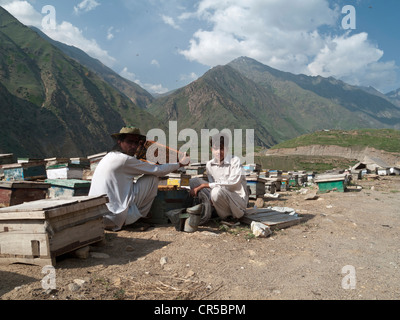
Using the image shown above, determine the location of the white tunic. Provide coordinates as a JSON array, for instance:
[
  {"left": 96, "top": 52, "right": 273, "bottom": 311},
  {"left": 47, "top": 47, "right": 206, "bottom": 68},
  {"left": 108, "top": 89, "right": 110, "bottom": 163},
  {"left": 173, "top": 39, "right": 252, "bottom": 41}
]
[
  {"left": 89, "top": 152, "right": 180, "bottom": 229},
  {"left": 206, "top": 155, "right": 248, "bottom": 200}
]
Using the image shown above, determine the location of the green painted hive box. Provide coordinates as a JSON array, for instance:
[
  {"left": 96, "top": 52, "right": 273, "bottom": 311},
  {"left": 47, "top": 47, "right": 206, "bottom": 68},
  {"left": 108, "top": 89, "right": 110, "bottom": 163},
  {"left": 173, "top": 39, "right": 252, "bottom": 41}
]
[
  {"left": 46, "top": 179, "right": 91, "bottom": 199},
  {"left": 315, "top": 175, "right": 346, "bottom": 193}
]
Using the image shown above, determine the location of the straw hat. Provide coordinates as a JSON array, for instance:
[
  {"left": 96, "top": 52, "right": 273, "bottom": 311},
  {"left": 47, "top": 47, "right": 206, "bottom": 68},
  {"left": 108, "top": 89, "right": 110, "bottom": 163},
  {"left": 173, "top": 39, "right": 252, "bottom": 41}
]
[{"left": 111, "top": 126, "right": 146, "bottom": 140}]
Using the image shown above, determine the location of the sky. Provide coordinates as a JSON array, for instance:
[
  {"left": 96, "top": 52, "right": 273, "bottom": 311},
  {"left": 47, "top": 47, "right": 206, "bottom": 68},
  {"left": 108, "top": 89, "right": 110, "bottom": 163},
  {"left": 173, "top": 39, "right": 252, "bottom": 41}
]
[{"left": 0, "top": 0, "right": 399, "bottom": 95}]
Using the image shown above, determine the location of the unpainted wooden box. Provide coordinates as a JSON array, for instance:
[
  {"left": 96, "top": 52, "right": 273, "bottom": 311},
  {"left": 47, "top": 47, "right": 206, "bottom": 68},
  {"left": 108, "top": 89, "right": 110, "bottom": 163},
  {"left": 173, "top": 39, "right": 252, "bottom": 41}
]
[{"left": 0, "top": 196, "right": 108, "bottom": 266}]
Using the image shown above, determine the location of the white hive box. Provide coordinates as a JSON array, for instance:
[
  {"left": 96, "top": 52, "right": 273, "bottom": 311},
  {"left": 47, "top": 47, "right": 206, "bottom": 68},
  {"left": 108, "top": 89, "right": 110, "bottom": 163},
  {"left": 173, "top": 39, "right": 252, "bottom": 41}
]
[{"left": 0, "top": 196, "right": 108, "bottom": 266}]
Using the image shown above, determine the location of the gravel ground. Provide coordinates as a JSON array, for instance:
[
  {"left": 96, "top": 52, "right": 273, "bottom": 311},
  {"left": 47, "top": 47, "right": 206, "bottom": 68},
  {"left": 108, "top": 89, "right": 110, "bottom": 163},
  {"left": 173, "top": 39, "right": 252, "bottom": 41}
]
[{"left": 1, "top": 176, "right": 400, "bottom": 301}]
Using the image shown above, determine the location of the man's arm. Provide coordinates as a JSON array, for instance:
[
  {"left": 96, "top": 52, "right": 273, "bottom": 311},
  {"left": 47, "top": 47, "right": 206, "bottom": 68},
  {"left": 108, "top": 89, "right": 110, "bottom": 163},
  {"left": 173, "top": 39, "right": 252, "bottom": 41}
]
[{"left": 190, "top": 183, "right": 210, "bottom": 197}]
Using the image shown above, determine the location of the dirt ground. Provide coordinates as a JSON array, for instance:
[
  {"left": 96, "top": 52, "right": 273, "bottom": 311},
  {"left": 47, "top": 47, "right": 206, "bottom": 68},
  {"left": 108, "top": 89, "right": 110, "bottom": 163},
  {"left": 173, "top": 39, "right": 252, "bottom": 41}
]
[{"left": 1, "top": 175, "right": 400, "bottom": 301}]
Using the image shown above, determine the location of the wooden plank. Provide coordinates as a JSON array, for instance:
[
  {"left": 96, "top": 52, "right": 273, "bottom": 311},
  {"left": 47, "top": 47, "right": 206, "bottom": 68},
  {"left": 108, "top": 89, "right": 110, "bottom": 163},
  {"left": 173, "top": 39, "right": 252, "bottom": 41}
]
[
  {"left": 0, "top": 220, "right": 47, "bottom": 234},
  {"left": 241, "top": 209, "right": 302, "bottom": 230},
  {"left": 0, "top": 196, "right": 108, "bottom": 220},
  {"left": 49, "top": 218, "right": 104, "bottom": 256},
  {"left": 0, "top": 256, "right": 54, "bottom": 267},
  {"left": 48, "top": 206, "right": 109, "bottom": 233}
]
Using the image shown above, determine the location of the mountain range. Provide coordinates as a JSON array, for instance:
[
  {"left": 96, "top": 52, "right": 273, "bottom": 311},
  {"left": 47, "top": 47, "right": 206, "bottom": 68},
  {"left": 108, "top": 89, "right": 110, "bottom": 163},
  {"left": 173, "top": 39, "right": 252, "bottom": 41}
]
[
  {"left": 0, "top": 6, "right": 161, "bottom": 158},
  {"left": 1, "top": 6, "right": 400, "bottom": 158}
]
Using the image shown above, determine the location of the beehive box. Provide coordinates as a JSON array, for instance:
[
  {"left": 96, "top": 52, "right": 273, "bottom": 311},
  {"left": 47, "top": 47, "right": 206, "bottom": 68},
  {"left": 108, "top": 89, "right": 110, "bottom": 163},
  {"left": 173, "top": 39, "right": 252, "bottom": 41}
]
[
  {"left": 0, "top": 196, "right": 108, "bottom": 266},
  {"left": 46, "top": 179, "right": 91, "bottom": 199},
  {"left": 46, "top": 164, "right": 85, "bottom": 180},
  {"left": 166, "top": 173, "right": 191, "bottom": 188},
  {"left": 0, "top": 181, "right": 50, "bottom": 207},
  {"left": 315, "top": 174, "right": 346, "bottom": 193},
  {"left": 2, "top": 161, "right": 47, "bottom": 181},
  {"left": 147, "top": 189, "right": 192, "bottom": 224},
  {"left": 185, "top": 166, "right": 206, "bottom": 176},
  {"left": 246, "top": 177, "right": 266, "bottom": 198}
]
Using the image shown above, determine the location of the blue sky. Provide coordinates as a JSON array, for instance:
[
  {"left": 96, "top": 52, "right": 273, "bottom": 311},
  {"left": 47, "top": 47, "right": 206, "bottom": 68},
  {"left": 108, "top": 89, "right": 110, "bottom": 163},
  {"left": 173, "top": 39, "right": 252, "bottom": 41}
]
[{"left": 1, "top": 0, "right": 399, "bottom": 95}]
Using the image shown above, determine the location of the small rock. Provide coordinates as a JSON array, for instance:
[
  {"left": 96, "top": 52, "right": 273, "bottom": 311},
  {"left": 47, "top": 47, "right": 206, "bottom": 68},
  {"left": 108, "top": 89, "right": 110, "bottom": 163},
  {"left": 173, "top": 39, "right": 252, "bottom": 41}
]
[
  {"left": 112, "top": 277, "right": 121, "bottom": 286},
  {"left": 90, "top": 252, "right": 110, "bottom": 259},
  {"left": 251, "top": 221, "right": 272, "bottom": 238},
  {"left": 68, "top": 283, "right": 81, "bottom": 292},
  {"left": 305, "top": 192, "right": 319, "bottom": 200},
  {"left": 74, "top": 246, "right": 90, "bottom": 259},
  {"left": 73, "top": 279, "right": 87, "bottom": 287},
  {"left": 185, "top": 270, "right": 195, "bottom": 278},
  {"left": 125, "top": 245, "right": 135, "bottom": 252},
  {"left": 160, "top": 256, "right": 168, "bottom": 266}
]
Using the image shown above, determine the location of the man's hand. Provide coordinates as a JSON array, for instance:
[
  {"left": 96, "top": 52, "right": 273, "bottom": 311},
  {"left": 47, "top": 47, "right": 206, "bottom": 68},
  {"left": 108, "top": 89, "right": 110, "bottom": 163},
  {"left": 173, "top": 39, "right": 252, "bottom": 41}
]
[
  {"left": 178, "top": 153, "right": 190, "bottom": 167},
  {"left": 190, "top": 183, "right": 210, "bottom": 197}
]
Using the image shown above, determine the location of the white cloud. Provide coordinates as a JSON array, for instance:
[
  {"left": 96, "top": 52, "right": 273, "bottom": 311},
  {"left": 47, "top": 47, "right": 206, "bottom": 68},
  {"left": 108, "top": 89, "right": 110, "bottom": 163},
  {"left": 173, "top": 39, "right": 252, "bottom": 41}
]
[
  {"left": 0, "top": 0, "right": 42, "bottom": 27},
  {"left": 45, "top": 21, "right": 116, "bottom": 67},
  {"left": 151, "top": 59, "right": 160, "bottom": 67},
  {"left": 120, "top": 67, "right": 169, "bottom": 94},
  {"left": 107, "top": 27, "right": 114, "bottom": 40},
  {"left": 308, "top": 32, "right": 398, "bottom": 90},
  {"left": 180, "top": 72, "right": 198, "bottom": 82},
  {"left": 179, "top": 0, "right": 397, "bottom": 92},
  {"left": 161, "top": 14, "right": 181, "bottom": 30},
  {"left": 0, "top": 0, "right": 115, "bottom": 67},
  {"left": 74, "top": 0, "right": 100, "bottom": 15}
]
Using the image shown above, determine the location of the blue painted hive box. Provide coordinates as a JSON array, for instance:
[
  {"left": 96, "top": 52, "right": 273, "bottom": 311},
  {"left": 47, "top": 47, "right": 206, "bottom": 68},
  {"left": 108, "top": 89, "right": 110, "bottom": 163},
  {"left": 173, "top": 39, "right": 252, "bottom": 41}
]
[
  {"left": 246, "top": 177, "right": 266, "bottom": 198},
  {"left": 46, "top": 179, "right": 91, "bottom": 198},
  {"left": 2, "top": 162, "right": 47, "bottom": 181}
]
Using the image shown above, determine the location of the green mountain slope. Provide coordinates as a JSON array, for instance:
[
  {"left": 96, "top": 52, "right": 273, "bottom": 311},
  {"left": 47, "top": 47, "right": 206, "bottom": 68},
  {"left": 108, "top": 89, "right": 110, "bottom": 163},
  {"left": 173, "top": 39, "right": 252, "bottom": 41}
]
[
  {"left": 148, "top": 65, "right": 306, "bottom": 147},
  {"left": 0, "top": 7, "right": 161, "bottom": 158},
  {"left": 30, "top": 27, "right": 154, "bottom": 109},
  {"left": 229, "top": 57, "right": 400, "bottom": 130},
  {"left": 270, "top": 129, "right": 400, "bottom": 153}
]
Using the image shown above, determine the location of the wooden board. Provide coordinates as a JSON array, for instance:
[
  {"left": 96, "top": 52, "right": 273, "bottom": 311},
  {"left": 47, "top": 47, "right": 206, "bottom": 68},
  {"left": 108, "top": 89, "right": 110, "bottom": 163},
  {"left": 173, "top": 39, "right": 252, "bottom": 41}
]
[
  {"left": 0, "top": 196, "right": 108, "bottom": 220},
  {"left": 241, "top": 208, "right": 302, "bottom": 230}
]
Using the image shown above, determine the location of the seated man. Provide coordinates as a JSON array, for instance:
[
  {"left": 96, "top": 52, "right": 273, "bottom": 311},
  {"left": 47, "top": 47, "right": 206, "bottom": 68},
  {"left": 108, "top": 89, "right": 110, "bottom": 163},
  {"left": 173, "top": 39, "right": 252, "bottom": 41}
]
[
  {"left": 89, "top": 126, "right": 189, "bottom": 231},
  {"left": 190, "top": 133, "right": 249, "bottom": 222}
]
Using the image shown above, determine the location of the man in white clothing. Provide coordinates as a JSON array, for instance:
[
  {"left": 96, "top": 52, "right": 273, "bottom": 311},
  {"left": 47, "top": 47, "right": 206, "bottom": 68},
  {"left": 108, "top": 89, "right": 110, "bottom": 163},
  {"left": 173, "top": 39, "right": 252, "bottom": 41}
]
[
  {"left": 190, "top": 133, "right": 249, "bottom": 221},
  {"left": 89, "top": 126, "right": 189, "bottom": 231}
]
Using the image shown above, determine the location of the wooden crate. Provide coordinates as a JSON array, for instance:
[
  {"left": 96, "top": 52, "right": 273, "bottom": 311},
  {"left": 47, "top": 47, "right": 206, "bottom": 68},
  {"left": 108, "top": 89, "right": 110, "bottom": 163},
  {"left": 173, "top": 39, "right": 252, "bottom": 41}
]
[
  {"left": 88, "top": 152, "right": 107, "bottom": 172},
  {"left": 147, "top": 189, "right": 192, "bottom": 224},
  {"left": 315, "top": 174, "right": 346, "bottom": 193},
  {"left": 46, "top": 164, "right": 85, "bottom": 180},
  {"left": 0, "top": 196, "right": 108, "bottom": 266},
  {"left": 185, "top": 166, "right": 206, "bottom": 176},
  {"left": 2, "top": 161, "right": 47, "bottom": 181},
  {"left": 166, "top": 174, "right": 191, "bottom": 187},
  {"left": 46, "top": 179, "right": 91, "bottom": 199},
  {"left": 0, "top": 154, "right": 14, "bottom": 165},
  {"left": 246, "top": 177, "right": 266, "bottom": 198},
  {"left": 0, "top": 181, "right": 50, "bottom": 207}
]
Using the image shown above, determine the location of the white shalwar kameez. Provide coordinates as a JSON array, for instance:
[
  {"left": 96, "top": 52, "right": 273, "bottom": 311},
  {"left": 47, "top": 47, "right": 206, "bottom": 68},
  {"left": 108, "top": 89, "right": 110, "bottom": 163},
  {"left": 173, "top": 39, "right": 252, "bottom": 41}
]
[{"left": 89, "top": 151, "right": 180, "bottom": 231}]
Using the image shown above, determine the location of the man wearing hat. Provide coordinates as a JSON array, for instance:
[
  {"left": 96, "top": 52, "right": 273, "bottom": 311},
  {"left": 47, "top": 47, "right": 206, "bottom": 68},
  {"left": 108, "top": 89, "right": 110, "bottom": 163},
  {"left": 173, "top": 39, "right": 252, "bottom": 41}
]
[{"left": 89, "top": 126, "right": 190, "bottom": 231}]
